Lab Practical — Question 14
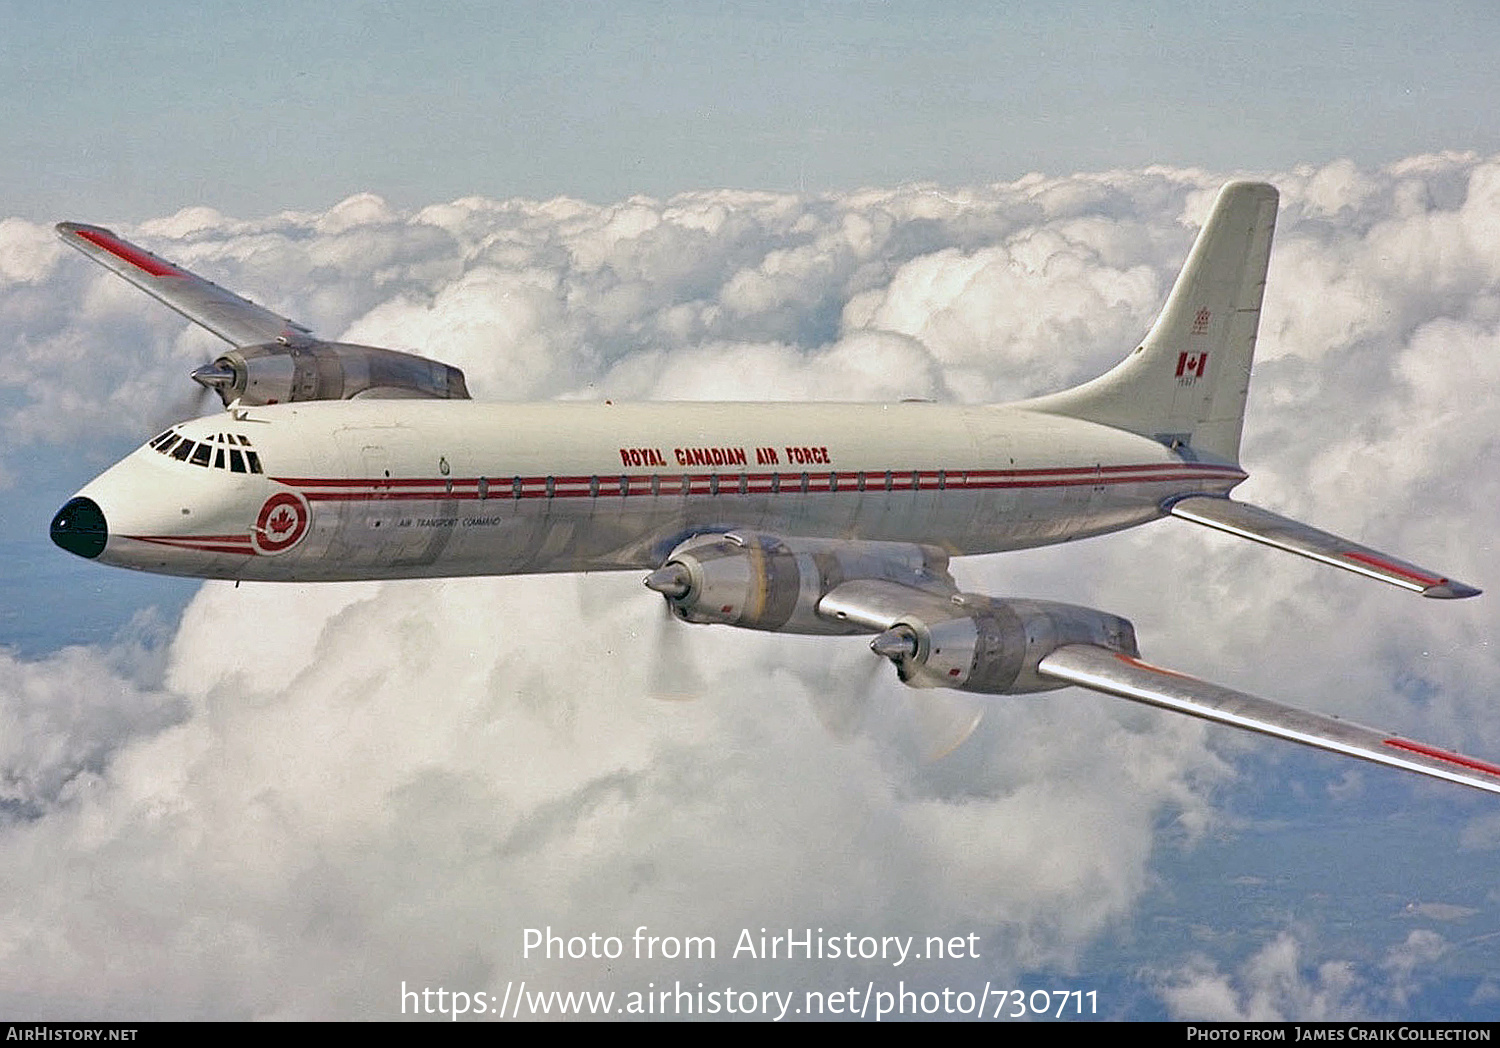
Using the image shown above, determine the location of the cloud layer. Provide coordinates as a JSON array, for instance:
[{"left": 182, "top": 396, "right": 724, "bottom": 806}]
[{"left": 2, "top": 155, "right": 1499, "bottom": 1018}]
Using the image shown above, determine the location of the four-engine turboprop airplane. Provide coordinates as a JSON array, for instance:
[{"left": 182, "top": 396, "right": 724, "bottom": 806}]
[{"left": 49, "top": 182, "right": 1499, "bottom": 794}]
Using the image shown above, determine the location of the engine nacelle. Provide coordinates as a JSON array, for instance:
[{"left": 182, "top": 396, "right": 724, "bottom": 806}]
[
  {"left": 870, "top": 596, "right": 1138, "bottom": 695},
  {"left": 192, "top": 340, "right": 470, "bottom": 407},
  {"left": 645, "top": 532, "right": 956, "bottom": 635}
]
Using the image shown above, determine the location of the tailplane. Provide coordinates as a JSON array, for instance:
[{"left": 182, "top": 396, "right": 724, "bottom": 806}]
[{"left": 1022, "top": 181, "right": 1279, "bottom": 465}]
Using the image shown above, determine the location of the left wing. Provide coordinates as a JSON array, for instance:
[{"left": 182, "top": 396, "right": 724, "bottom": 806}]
[
  {"left": 1037, "top": 644, "right": 1500, "bottom": 795},
  {"left": 55, "top": 222, "right": 470, "bottom": 407},
  {"left": 56, "top": 222, "right": 313, "bottom": 348}
]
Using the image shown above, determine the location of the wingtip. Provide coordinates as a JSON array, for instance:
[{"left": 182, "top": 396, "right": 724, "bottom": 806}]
[
  {"left": 55, "top": 221, "right": 107, "bottom": 240},
  {"left": 1422, "top": 580, "right": 1482, "bottom": 599}
]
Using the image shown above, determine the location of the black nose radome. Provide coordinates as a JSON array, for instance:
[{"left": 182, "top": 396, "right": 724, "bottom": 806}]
[{"left": 51, "top": 497, "right": 108, "bottom": 559}]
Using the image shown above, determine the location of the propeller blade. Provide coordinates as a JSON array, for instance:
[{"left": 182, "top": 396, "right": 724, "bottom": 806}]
[
  {"left": 908, "top": 692, "right": 986, "bottom": 762},
  {"left": 647, "top": 599, "right": 706, "bottom": 702},
  {"left": 804, "top": 650, "right": 885, "bottom": 739},
  {"left": 149, "top": 379, "right": 216, "bottom": 432}
]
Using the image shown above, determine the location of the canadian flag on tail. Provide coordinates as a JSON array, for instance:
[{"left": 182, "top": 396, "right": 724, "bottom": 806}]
[{"left": 1175, "top": 351, "right": 1208, "bottom": 379}]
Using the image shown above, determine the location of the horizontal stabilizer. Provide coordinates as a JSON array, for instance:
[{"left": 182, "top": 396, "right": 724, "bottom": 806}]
[
  {"left": 56, "top": 222, "right": 313, "bottom": 348},
  {"left": 1038, "top": 645, "right": 1500, "bottom": 795},
  {"left": 1168, "top": 495, "right": 1480, "bottom": 598}
]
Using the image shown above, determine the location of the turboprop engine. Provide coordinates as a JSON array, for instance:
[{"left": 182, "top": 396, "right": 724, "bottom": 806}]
[
  {"left": 646, "top": 531, "right": 1139, "bottom": 695},
  {"left": 644, "top": 531, "right": 957, "bottom": 635},
  {"left": 191, "top": 338, "right": 471, "bottom": 407},
  {"left": 855, "top": 594, "right": 1138, "bottom": 695}
]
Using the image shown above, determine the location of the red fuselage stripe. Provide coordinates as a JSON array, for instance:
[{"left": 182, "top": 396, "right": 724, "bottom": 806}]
[
  {"left": 126, "top": 535, "right": 255, "bottom": 555},
  {"left": 276, "top": 463, "right": 1243, "bottom": 487},
  {"left": 274, "top": 464, "right": 1241, "bottom": 503},
  {"left": 126, "top": 534, "right": 253, "bottom": 544}
]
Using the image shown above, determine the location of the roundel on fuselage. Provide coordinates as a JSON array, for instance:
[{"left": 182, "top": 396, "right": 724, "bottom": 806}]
[{"left": 253, "top": 492, "right": 309, "bottom": 554}]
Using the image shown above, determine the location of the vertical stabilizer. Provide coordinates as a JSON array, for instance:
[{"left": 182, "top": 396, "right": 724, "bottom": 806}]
[{"left": 1021, "top": 182, "right": 1278, "bottom": 465}]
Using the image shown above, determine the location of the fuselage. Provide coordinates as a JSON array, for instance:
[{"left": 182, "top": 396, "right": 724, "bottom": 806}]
[{"left": 54, "top": 399, "right": 1246, "bottom": 582}]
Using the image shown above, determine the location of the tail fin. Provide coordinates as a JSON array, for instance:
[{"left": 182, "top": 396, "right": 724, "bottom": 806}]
[{"left": 1022, "top": 181, "right": 1279, "bottom": 465}]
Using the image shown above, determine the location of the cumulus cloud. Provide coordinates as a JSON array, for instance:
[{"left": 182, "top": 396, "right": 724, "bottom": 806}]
[
  {"left": 1157, "top": 932, "right": 1367, "bottom": 1021},
  {"left": 0, "top": 620, "right": 182, "bottom": 823},
  {"left": 1156, "top": 928, "right": 1459, "bottom": 1021},
  {"left": 0, "top": 575, "right": 1224, "bottom": 1017},
  {"left": 3, "top": 155, "right": 1500, "bottom": 1018}
]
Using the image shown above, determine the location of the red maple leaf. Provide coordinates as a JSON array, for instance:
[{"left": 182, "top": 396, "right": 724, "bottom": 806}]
[{"left": 267, "top": 506, "right": 296, "bottom": 535}]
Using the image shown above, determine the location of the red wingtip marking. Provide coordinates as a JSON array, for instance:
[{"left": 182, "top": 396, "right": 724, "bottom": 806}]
[
  {"left": 1343, "top": 551, "right": 1444, "bottom": 588},
  {"left": 1384, "top": 738, "right": 1500, "bottom": 778},
  {"left": 72, "top": 228, "right": 181, "bottom": 278}
]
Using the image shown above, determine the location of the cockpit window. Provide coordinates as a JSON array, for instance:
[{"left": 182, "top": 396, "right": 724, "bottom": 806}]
[{"left": 152, "top": 428, "right": 264, "bottom": 473}]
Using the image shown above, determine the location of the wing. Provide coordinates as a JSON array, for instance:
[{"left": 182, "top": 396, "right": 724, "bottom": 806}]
[
  {"left": 56, "top": 222, "right": 313, "bottom": 348},
  {"left": 1037, "top": 644, "right": 1500, "bottom": 795},
  {"left": 649, "top": 530, "right": 1497, "bottom": 793},
  {"left": 1169, "top": 495, "right": 1480, "bottom": 599},
  {"left": 650, "top": 531, "right": 1500, "bottom": 793}
]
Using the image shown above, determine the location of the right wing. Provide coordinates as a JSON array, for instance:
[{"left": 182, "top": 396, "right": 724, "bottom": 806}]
[
  {"left": 56, "top": 222, "right": 313, "bottom": 348},
  {"left": 813, "top": 567, "right": 1500, "bottom": 794},
  {"left": 1037, "top": 644, "right": 1500, "bottom": 795},
  {"left": 1168, "top": 495, "right": 1480, "bottom": 599},
  {"left": 650, "top": 530, "right": 1499, "bottom": 794}
]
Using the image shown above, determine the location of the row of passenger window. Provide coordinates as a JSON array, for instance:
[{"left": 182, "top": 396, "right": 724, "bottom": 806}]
[
  {"left": 149, "top": 430, "right": 263, "bottom": 474},
  {"left": 471, "top": 470, "right": 952, "bottom": 498}
]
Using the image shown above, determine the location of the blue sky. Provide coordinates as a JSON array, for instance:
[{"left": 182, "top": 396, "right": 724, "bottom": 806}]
[
  {"left": 4, "top": 1, "right": 1500, "bottom": 1022},
  {"left": 5, "top": 1, "right": 1499, "bottom": 220}
]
